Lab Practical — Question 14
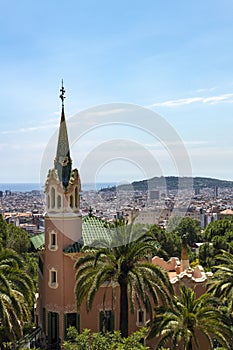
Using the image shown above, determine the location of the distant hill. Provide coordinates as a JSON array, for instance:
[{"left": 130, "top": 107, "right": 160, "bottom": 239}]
[{"left": 99, "top": 176, "right": 233, "bottom": 192}]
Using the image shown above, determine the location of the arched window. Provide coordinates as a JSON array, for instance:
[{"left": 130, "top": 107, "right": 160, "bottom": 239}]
[
  {"left": 51, "top": 187, "right": 55, "bottom": 208},
  {"left": 70, "top": 195, "right": 73, "bottom": 208},
  {"left": 49, "top": 230, "right": 58, "bottom": 251},
  {"left": 57, "top": 195, "right": 61, "bottom": 209},
  {"left": 49, "top": 268, "right": 58, "bottom": 289},
  {"left": 137, "top": 309, "right": 145, "bottom": 326},
  {"left": 75, "top": 187, "right": 78, "bottom": 208},
  {"left": 47, "top": 194, "right": 50, "bottom": 209}
]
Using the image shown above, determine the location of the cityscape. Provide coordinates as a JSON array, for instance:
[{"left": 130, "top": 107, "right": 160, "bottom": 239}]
[{"left": 1, "top": 180, "right": 233, "bottom": 233}]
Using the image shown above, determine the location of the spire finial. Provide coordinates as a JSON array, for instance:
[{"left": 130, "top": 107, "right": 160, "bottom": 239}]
[{"left": 59, "top": 80, "right": 66, "bottom": 107}]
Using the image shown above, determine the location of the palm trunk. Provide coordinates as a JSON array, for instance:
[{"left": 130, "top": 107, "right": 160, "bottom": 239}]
[
  {"left": 185, "top": 336, "right": 192, "bottom": 350},
  {"left": 119, "top": 280, "right": 128, "bottom": 338}
]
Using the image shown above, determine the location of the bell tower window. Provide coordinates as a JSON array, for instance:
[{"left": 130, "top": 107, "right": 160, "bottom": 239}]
[
  {"left": 49, "top": 268, "right": 58, "bottom": 288},
  {"left": 70, "top": 195, "right": 73, "bottom": 208},
  {"left": 75, "top": 187, "right": 78, "bottom": 208},
  {"left": 49, "top": 231, "right": 58, "bottom": 251},
  {"left": 51, "top": 187, "right": 55, "bottom": 208},
  {"left": 57, "top": 195, "right": 61, "bottom": 209}
]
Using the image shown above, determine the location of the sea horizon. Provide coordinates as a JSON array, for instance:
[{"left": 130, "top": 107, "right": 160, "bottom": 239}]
[
  {"left": 0, "top": 175, "right": 232, "bottom": 193},
  {"left": 0, "top": 182, "right": 117, "bottom": 193}
]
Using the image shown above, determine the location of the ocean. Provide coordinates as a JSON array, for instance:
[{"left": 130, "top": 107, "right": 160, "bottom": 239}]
[{"left": 0, "top": 182, "right": 116, "bottom": 193}]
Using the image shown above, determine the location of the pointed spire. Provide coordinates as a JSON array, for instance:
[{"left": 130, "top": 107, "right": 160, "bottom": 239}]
[{"left": 54, "top": 81, "right": 72, "bottom": 190}]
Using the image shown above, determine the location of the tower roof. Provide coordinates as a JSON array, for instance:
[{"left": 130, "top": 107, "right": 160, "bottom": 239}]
[{"left": 54, "top": 81, "right": 72, "bottom": 190}]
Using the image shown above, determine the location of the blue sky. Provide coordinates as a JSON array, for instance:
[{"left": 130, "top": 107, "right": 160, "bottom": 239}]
[{"left": 1, "top": 0, "right": 233, "bottom": 184}]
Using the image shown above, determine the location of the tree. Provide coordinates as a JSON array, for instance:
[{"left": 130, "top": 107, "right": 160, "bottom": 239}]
[
  {"left": 75, "top": 224, "right": 172, "bottom": 338},
  {"left": 203, "top": 218, "right": 233, "bottom": 242},
  {"left": 200, "top": 219, "right": 233, "bottom": 268},
  {"left": 63, "top": 327, "right": 149, "bottom": 350},
  {"left": 0, "top": 248, "right": 34, "bottom": 347},
  {"left": 198, "top": 242, "right": 215, "bottom": 268},
  {"left": 208, "top": 250, "right": 233, "bottom": 314},
  {"left": 0, "top": 214, "right": 8, "bottom": 248},
  {"left": 149, "top": 224, "right": 182, "bottom": 259},
  {"left": 175, "top": 217, "right": 201, "bottom": 246},
  {"left": 6, "top": 224, "right": 31, "bottom": 254},
  {"left": 147, "top": 285, "right": 232, "bottom": 350},
  {"left": 166, "top": 216, "right": 182, "bottom": 233}
]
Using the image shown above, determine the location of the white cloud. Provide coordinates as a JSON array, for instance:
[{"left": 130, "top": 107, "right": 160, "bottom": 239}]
[
  {"left": 144, "top": 140, "right": 209, "bottom": 150},
  {"left": 148, "top": 93, "right": 233, "bottom": 108},
  {"left": 195, "top": 86, "right": 217, "bottom": 93},
  {"left": 1, "top": 121, "right": 59, "bottom": 135}
]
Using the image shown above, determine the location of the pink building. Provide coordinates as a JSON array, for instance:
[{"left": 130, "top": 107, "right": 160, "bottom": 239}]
[
  {"left": 36, "top": 85, "right": 146, "bottom": 348},
  {"left": 36, "top": 85, "right": 212, "bottom": 349}
]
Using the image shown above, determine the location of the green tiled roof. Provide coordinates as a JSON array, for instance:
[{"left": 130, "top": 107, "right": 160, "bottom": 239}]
[
  {"left": 30, "top": 233, "right": 45, "bottom": 250},
  {"left": 63, "top": 240, "right": 83, "bottom": 253},
  {"left": 82, "top": 215, "right": 110, "bottom": 247},
  {"left": 30, "top": 216, "right": 110, "bottom": 253}
]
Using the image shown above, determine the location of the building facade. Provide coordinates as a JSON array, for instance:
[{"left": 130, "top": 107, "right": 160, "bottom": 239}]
[{"left": 36, "top": 85, "right": 212, "bottom": 349}]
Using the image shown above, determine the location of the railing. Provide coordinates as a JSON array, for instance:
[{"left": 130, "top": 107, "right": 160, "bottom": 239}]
[{"left": 16, "top": 327, "right": 43, "bottom": 349}]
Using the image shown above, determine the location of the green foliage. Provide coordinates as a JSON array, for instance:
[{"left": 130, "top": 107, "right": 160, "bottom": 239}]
[
  {"left": 203, "top": 218, "right": 233, "bottom": 242},
  {"left": 0, "top": 215, "right": 38, "bottom": 291},
  {"left": 0, "top": 214, "right": 8, "bottom": 248},
  {"left": 166, "top": 216, "right": 182, "bottom": 233},
  {"left": 147, "top": 285, "right": 232, "bottom": 350},
  {"left": 63, "top": 327, "right": 149, "bottom": 350},
  {"left": 149, "top": 217, "right": 200, "bottom": 261},
  {"left": 6, "top": 224, "right": 31, "bottom": 254},
  {"left": 23, "top": 252, "right": 38, "bottom": 289},
  {"left": 170, "top": 216, "right": 201, "bottom": 245},
  {"left": 200, "top": 218, "right": 233, "bottom": 268},
  {"left": 149, "top": 224, "right": 182, "bottom": 259},
  {"left": 208, "top": 250, "right": 233, "bottom": 314},
  {"left": 0, "top": 248, "right": 35, "bottom": 345},
  {"left": 199, "top": 242, "right": 215, "bottom": 268}
]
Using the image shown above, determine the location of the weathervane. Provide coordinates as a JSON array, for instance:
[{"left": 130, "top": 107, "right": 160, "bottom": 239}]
[{"left": 59, "top": 80, "right": 66, "bottom": 106}]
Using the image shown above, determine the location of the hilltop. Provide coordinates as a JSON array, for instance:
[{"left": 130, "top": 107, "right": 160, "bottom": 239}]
[{"left": 99, "top": 176, "right": 233, "bottom": 192}]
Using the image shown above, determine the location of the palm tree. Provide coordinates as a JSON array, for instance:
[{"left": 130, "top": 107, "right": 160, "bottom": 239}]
[
  {"left": 147, "top": 285, "right": 232, "bottom": 350},
  {"left": 208, "top": 250, "right": 233, "bottom": 313},
  {"left": 0, "top": 248, "right": 34, "bottom": 347},
  {"left": 75, "top": 223, "right": 172, "bottom": 338}
]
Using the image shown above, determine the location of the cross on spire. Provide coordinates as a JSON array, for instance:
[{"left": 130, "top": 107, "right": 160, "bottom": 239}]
[{"left": 59, "top": 80, "right": 66, "bottom": 107}]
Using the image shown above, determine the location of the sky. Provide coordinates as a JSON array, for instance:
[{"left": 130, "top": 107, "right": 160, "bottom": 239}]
[{"left": 1, "top": 0, "right": 233, "bottom": 185}]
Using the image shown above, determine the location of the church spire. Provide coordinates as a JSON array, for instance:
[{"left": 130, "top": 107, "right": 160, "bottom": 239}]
[{"left": 54, "top": 81, "right": 72, "bottom": 190}]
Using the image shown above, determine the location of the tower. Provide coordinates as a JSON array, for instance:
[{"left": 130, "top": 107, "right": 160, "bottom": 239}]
[{"left": 38, "top": 83, "right": 82, "bottom": 347}]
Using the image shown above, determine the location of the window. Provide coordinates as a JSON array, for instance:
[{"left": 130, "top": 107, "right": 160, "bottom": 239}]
[
  {"left": 64, "top": 313, "right": 80, "bottom": 339},
  {"left": 51, "top": 233, "right": 56, "bottom": 246},
  {"left": 99, "top": 310, "right": 114, "bottom": 333},
  {"left": 57, "top": 195, "right": 61, "bottom": 209},
  {"left": 137, "top": 309, "right": 145, "bottom": 326},
  {"left": 49, "top": 231, "right": 58, "bottom": 251},
  {"left": 51, "top": 271, "right": 56, "bottom": 283},
  {"left": 70, "top": 195, "right": 73, "bottom": 208},
  {"left": 49, "top": 268, "right": 58, "bottom": 288},
  {"left": 48, "top": 312, "right": 59, "bottom": 346},
  {"left": 51, "top": 187, "right": 55, "bottom": 208},
  {"left": 75, "top": 187, "right": 78, "bottom": 208},
  {"left": 47, "top": 195, "right": 50, "bottom": 209}
]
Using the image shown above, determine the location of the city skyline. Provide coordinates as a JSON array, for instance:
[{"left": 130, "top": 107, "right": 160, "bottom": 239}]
[{"left": 1, "top": 1, "right": 233, "bottom": 183}]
